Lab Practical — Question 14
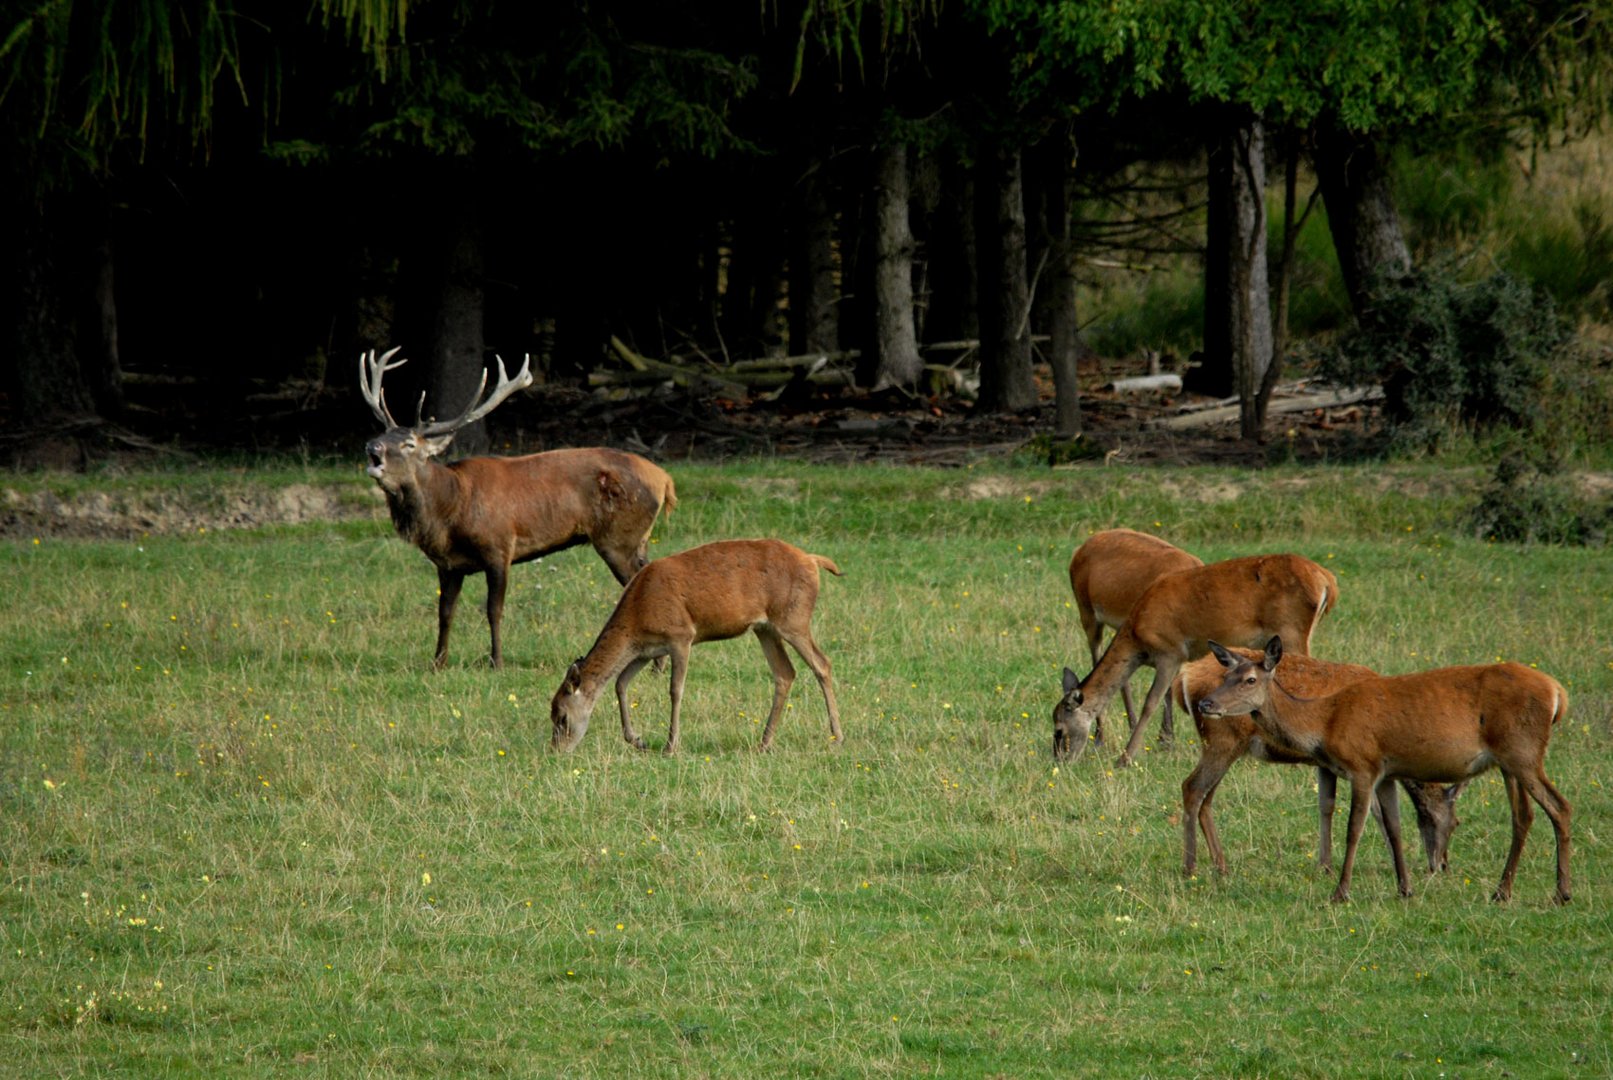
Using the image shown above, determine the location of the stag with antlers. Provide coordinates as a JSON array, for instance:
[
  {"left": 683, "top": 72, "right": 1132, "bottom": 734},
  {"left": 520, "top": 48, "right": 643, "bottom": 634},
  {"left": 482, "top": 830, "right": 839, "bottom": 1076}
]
[{"left": 360, "top": 348, "right": 677, "bottom": 670}]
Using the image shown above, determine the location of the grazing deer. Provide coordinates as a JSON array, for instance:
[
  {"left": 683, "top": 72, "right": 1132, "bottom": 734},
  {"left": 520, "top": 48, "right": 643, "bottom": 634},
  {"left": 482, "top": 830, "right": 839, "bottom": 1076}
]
[
  {"left": 550, "top": 539, "right": 842, "bottom": 754},
  {"left": 1197, "top": 637, "right": 1570, "bottom": 904},
  {"left": 361, "top": 347, "right": 676, "bottom": 670},
  {"left": 1053, "top": 553, "right": 1338, "bottom": 767},
  {"left": 1069, "top": 529, "right": 1203, "bottom": 747},
  {"left": 1173, "top": 648, "right": 1463, "bottom": 878}
]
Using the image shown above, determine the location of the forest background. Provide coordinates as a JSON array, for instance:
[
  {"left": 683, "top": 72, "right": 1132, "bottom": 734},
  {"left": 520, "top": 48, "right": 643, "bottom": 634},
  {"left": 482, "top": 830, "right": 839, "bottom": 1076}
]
[{"left": 4, "top": 0, "right": 1613, "bottom": 481}]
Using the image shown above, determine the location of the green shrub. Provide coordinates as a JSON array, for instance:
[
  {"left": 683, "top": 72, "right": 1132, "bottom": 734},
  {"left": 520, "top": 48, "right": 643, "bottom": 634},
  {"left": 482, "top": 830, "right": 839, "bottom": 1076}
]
[
  {"left": 1467, "top": 445, "right": 1611, "bottom": 545},
  {"left": 1324, "top": 265, "right": 1570, "bottom": 450}
]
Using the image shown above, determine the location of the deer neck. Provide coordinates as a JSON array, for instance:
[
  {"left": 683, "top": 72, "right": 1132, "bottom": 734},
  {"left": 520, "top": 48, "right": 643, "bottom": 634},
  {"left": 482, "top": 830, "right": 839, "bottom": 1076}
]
[
  {"left": 1251, "top": 678, "right": 1331, "bottom": 757},
  {"left": 383, "top": 460, "right": 461, "bottom": 555},
  {"left": 574, "top": 618, "right": 642, "bottom": 699},
  {"left": 1080, "top": 628, "right": 1147, "bottom": 712}
]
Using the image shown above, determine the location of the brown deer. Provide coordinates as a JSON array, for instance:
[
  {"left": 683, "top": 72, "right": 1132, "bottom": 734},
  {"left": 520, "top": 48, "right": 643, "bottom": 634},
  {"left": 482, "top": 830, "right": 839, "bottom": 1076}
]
[
  {"left": 1069, "top": 529, "right": 1203, "bottom": 748},
  {"left": 1197, "top": 637, "right": 1570, "bottom": 904},
  {"left": 1053, "top": 553, "right": 1339, "bottom": 767},
  {"left": 361, "top": 347, "right": 676, "bottom": 670},
  {"left": 1173, "top": 648, "right": 1463, "bottom": 878},
  {"left": 550, "top": 539, "right": 842, "bottom": 754}
]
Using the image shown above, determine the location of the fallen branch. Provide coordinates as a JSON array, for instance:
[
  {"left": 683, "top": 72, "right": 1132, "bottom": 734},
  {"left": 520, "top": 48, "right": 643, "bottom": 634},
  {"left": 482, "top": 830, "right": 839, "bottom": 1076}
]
[
  {"left": 1103, "top": 374, "right": 1181, "bottom": 394},
  {"left": 609, "top": 337, "right": 748, "bottom": 399},
  {"left": 1149, "top": 386, "right": 1383, "bottom": 430}
]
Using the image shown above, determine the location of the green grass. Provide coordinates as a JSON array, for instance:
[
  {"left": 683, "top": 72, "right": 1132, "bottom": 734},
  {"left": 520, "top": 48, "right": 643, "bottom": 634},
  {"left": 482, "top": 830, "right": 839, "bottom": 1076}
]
[{"left": 3, "top": 460, "right": 1610, "bottom": 1076}]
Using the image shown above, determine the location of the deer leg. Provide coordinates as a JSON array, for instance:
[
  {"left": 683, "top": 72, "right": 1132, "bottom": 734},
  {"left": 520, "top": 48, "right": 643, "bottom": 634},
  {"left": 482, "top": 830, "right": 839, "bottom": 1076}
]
[
  {"left": 1493, "top": 773, "right": 1532, "bottom": 903},
  {"left": 1332, "top": 774, "right": 1377, "bottom": 903},
  {"left": 614, "top": 657, "right": 651, "bottom": 751},
  {"left": 1316, "top": 768, "right": 1337, "bottom": 873},
  {"left": 1518, "top": 771, "right": 1572, "bottom": 905},
  {"left": 664, "top": 642, "right": 690, "bottom": 755},
  {"left": 1373, "top": 777, "right": 1413, "bottom": 898},
  {"left": 754, "top": 628, "right": 797, "bottom": 752},
  {"left": 1115, "top": 659, "right": 1175, "bottom": 768},
  {"left": 434, "top": 568, "right": 466, "bottom": 670},
  {"left": 778, "top": 626, "right": 841, "bottom": 746},
  {"left": 1182, "top": 756, "right": 1231, "bottom": 877},
  {"left": 483, "top": 561, "right": 511, "bottom": 669},
  {"left": 1086, "top": 625, "right": 1112, "bottom": 746},
  {"left": 1160, "top": 684, "right": 1176, "bottom": 747}
]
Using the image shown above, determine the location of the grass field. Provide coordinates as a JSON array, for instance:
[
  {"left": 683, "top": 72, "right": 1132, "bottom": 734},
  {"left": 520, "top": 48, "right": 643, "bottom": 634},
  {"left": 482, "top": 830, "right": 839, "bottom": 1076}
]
[{"left": 2, "top": 459, "right": 1610, "bottom": 1077}]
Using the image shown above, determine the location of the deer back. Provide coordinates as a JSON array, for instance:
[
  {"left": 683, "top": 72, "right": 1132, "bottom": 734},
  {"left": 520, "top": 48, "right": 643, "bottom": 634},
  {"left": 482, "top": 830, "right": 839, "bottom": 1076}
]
[
  {"left": 1069, "top": 529, "right": 1202, "bottom": 627},
  {"left": 608, "top": 539, "right": 828, "bottom": 645},
  {"left": 1129, "top": 554, "right": 1335, "bottom": 658},
  {"left": 444, "top": 448, "right": 671, "bottom": 558},
  {"left": 1317, "top": 663, "right": 1566, "bottom": 780}
]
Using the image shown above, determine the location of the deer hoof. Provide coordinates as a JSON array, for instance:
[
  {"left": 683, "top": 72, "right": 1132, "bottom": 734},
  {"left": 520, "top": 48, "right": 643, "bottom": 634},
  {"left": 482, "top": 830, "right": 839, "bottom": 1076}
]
[
  {"left": 1554, "top": 889, "right": 1572, "bottom": 905},
  {"left": 1329, "top": 889, "right": 1351, "bottom": 904}
]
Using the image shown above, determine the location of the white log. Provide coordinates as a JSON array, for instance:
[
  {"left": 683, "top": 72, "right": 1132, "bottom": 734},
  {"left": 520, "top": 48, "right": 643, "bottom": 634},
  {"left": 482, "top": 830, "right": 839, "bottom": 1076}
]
[{"left": 1104, "top": 374, "right": 1182, "bottom": 394}]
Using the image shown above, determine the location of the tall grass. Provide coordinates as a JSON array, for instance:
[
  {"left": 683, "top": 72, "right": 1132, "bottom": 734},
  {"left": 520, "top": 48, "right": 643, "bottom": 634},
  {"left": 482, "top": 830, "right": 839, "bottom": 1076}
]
[{"left": 2, "top": 461, "right": 1610, "bottom": 1076}]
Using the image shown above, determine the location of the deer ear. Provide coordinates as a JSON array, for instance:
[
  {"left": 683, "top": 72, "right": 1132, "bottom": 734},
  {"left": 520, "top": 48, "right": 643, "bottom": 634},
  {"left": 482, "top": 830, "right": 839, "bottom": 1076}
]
[
  {"left": 420, "top": 433, "right": 455, "bottom": 458},
  {"left": 1262, "top": 635, "right": 1283, "bottom": 670},
  {"left": 1208, "top": 640, "right": 1236, "bottom": 668},
  {"left": 1061, "top": 667, "right": 1080, "bottom": 695}
]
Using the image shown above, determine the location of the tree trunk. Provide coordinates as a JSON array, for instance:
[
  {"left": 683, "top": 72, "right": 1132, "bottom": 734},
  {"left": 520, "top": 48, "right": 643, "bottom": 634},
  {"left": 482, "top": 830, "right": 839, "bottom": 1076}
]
[
  {"left": 426, "top": 200, "right": 490, "bottom": 455},
  {"left": 1313, "top": 125, "right": 1411, "bottom": 315},
  {"left": 922, "top": 159, "right": 978, "bottom": 345},
  {"left": 838, "top": 155, "right": 874, "bottom": 371},
  {"left": 974, "top": 144, "right": 1036, "bottom": 413},
  {"left": 1044, "top": 142, "right": 1082, "bottom": 438},
  {"left": 1261, "top": 139, "right": 1321, "bottom": 426},
  {"left": 870, "top": 140, "right": 922, "bottom": 389},
  {"left": 789, "top": 155, "right": 840, "bottom": 357},
  {"left": 77, "top": 195, "right": 123, "bottom": 417},
  {"left": 1204, "top": 110, "right": 1274, "bottom": 439},
  {"left": 4, "top": 192, "right": 95, "bottom": 421}
]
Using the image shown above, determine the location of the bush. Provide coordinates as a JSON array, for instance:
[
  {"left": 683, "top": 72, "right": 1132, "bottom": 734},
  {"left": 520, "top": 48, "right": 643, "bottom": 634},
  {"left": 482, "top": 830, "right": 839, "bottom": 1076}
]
[
  {"left": 1324, "top": 265, "right": 1570, "bottom": 450},
  {"left": 1466, "top": 445, "right": 1610, "bottom": 545}
]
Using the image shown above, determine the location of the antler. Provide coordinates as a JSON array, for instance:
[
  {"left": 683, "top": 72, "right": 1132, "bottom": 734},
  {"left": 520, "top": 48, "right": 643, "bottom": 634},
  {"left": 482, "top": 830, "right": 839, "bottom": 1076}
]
[
  {"left": 359, "top": 347, "right": 412, "bottom": 429},
  {"left": 417, "top": 354, "right": 535, "bottom": 437}
]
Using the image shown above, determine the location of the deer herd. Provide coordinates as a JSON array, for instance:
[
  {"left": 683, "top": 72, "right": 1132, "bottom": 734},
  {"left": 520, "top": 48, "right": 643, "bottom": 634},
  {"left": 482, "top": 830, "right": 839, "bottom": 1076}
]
[{"left": 359, "top": 348, "right": 1572, "bottom": 907}]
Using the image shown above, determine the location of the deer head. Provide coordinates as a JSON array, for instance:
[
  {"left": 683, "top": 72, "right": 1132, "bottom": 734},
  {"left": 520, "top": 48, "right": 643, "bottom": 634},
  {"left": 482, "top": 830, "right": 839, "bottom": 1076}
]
[
  {"left": 550, "top": 659, "right": 594, "bottom": 752},
  {"left": 1052, "top": 666, "right": 1093, "bottom": 762},
  {"left": 359, "top": 347, "right": 534, "bottom": 489}
]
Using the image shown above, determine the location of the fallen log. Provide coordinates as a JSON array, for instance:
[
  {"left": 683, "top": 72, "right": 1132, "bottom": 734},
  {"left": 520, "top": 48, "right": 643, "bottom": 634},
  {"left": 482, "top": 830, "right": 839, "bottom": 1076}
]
[
  {"left": 1103, "top": 374, "right": 1182, "bottom": 394},
  {"left": 1149, "top": 385, "right": 1383, "bottom": 430}
]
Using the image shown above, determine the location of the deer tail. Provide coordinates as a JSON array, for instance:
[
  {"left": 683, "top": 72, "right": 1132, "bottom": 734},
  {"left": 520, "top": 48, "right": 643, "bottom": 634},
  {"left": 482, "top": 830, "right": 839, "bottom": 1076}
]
[
  {"left": 660, "top": 475, "right": 678, "bottom": 517},
  {"left": 812, "top": 554, "right": 843, "bottom": 577}
]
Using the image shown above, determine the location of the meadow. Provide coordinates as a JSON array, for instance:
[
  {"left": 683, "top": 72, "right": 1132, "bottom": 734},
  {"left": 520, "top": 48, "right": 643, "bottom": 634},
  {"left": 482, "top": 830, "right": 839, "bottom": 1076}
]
[{"left": 2, "top": 459, "right": 1610, "bottom": 1077}]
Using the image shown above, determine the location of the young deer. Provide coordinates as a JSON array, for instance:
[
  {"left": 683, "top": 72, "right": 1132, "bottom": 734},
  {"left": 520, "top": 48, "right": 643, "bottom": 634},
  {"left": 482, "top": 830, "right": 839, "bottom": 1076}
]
[
  {"left": 550, "top": 539, "right": 842, "bottom": 754},
  {"left": 1052, "top": 553, "right": 1338, "bottom": 767},
  {"left": 1068, "top": 529, "right": 1203, "bottom": 747},
  {"left": 1173, "top": 648, "right": 1463, "bottom": 878},
  {"left": 361, "top": 348, "right": 676, "bottom": 670},
  {"left": 1197, "top": 637, "right": 1570, "bottom": 904}
]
